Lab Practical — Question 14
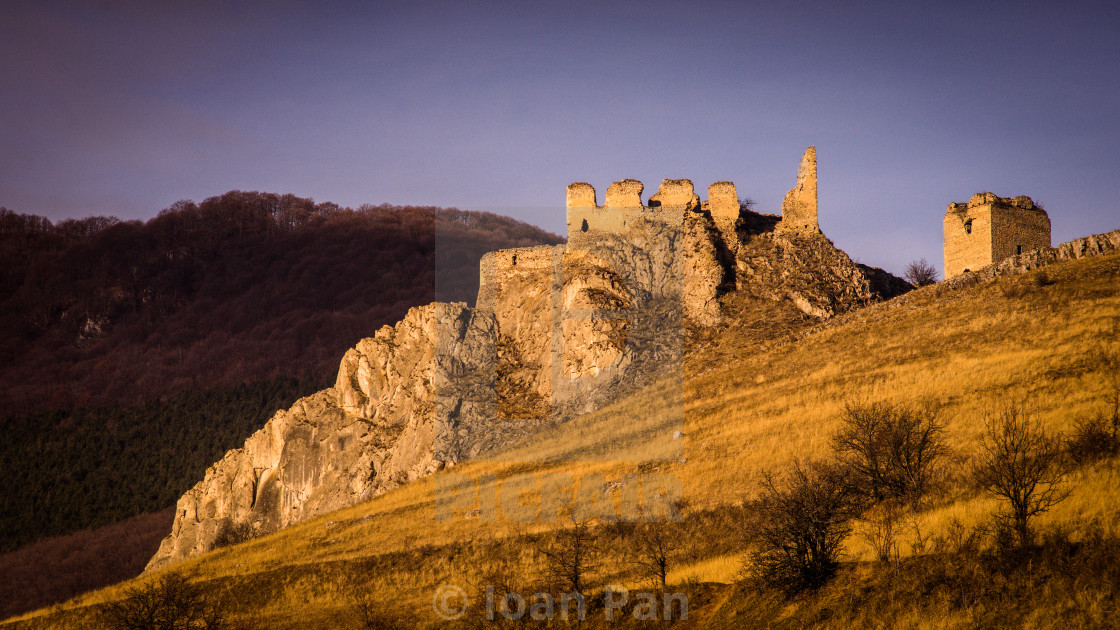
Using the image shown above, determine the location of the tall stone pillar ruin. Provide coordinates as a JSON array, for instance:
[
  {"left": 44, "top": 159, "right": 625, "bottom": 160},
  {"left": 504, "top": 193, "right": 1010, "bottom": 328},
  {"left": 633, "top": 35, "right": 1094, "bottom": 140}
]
[{"left": 777, "top": 146, "right": 820, "bottom": 235}]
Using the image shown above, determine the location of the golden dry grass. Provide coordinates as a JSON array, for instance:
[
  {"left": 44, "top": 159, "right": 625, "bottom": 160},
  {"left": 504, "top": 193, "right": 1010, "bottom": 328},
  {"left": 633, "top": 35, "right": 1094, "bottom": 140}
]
[{"left": 7, "top": 252, "right": 1120, "bottom": 628}]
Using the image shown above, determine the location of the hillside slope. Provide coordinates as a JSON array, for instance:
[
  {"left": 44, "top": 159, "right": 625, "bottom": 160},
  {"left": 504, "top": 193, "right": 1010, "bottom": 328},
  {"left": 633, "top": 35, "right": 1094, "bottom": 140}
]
[
  {"left": 10, "top": 247, "right": 1119, "bottom": 628},
  {"left": 0, "top": 196, "right": 563, "bottom": 618}
]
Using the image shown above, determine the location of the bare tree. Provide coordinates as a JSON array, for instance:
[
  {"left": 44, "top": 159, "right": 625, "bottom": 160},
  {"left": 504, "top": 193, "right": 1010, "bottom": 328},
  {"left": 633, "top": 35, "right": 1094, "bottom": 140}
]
[
  {"left": 833, "top": 402, "right": 947, "bottom": 506},
  {"left": 856, "top": 501, "right": 901, "bottom": 563},
  {"left": 748, "top": 461, "right": 861, "bottom": 593},
  {"left": 903, "top": 258, "right": 938, "bottom": 286},
  {"left": 631, "top": 520, "right": 679, "bottom": 590},
  {"left": 975, "top": 405, "right": 1070, "bottom": 547},
  {"left": 346, "top": 583, "right": 402, "bottom": 630},
  {"left": 541, "top": 511, "right": 598, "bottom": 596}
]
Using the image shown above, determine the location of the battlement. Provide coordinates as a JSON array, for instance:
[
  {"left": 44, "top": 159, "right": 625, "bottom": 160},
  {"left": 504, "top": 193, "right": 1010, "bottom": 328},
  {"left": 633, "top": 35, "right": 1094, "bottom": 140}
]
[
  {"left": 706, "top": 181, "right": 739, "bottom": 220},
  {"left": 565, "top": 178, "right": 735, "bottom": 241},
  {"left": 648, "top": 179, "right": 700, "bottom": 210},
  {"left": 564, "top": 148, "right": 824, "bottom": 249}
]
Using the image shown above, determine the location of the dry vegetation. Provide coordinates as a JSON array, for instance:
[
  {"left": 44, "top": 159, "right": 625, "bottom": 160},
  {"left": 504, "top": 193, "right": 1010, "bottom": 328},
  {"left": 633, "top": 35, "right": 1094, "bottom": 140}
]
[{"left": 5, "top": 252, "right": 1119, "bottom": 628}]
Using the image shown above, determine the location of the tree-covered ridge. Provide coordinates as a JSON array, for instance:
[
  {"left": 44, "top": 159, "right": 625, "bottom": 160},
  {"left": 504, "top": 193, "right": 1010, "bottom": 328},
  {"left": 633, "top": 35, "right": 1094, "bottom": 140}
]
[
  {"left": 0, "top": 376, "right": 329, "bottom": 554},
  {"left": 0, "top": 192, "right": 563, "bottom": 412}
]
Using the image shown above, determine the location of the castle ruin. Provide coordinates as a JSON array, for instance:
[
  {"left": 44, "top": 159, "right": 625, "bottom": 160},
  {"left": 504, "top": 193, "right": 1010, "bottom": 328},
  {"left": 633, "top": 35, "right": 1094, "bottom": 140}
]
[
  {"left": 562, "top": 145, "right": 821, "bottom": 251},
  {"left": 943, "top": 192, "right": 1051, "bottom": 279},
  {"left": 149, "top": 146, "right": 915, "bottom": 571}
]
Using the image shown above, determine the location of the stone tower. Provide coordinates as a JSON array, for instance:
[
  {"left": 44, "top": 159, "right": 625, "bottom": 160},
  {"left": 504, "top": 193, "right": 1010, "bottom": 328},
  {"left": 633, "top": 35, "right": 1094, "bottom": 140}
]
[
  {"left": 943, "top": 192, "right": 1051, "bottom": 279},
  {"left": 776, "top": 146, "right": 819, "bottom": 235}
]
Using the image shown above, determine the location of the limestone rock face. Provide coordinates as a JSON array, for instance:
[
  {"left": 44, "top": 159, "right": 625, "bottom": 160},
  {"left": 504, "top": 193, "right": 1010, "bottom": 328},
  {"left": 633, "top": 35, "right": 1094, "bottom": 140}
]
[
  {"left": 146, "top": 302, "right": 497, "bottom": 572},
  {"left": 777, "top": 146, "right": 819, "bottom": 235},
  {"left": 146, "top": 390, "right": 361, "bottom": 570}
]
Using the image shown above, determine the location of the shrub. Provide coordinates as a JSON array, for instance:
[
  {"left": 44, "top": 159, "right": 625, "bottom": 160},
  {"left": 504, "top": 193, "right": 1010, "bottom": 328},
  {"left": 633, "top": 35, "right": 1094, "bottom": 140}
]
[
  {"left": 832, "top": 402, "right": 947, "bottom": 506},
  {"left": 100, "top": 572, "right": 226, "bottom": 630},
  {"left": 212, "top": 520, "right": 256, "bottom": 550},
  {"left": 541, "top": 511, "right": 598, "bottom": 596},
  {"left": 1067, "top": 415, "right": 1119, "bottom": 464},
  {"left": 630, "top": 520, "right": 680, "bottom": 589},
  {"left": 748, "top": 461, "right": 860, "bottom": 593},
  {"left": 903, "top": 258, "right": 938, "bottom": 286}
]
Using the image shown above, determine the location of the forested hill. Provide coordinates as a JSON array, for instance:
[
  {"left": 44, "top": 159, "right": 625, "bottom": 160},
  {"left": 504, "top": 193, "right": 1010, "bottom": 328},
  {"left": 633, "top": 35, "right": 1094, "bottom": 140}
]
[
  {"left": 0, "top": 192, "right": 564, "bottom": 412},
  {"left": 0, "top": 193, "right": 562, "bottom": 617}
]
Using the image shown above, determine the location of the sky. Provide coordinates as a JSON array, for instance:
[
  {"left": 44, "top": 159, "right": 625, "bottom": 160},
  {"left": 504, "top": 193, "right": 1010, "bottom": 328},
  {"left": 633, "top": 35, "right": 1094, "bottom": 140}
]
[{"left": 2, "top": 0, "right": 1118, "bottom": 275}]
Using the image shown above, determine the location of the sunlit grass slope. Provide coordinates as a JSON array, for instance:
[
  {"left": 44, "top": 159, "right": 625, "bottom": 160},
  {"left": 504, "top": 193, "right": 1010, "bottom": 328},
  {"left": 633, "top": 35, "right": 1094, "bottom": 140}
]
[{"left": 8, "top": 252, "right": 1120, "bottom": 628}]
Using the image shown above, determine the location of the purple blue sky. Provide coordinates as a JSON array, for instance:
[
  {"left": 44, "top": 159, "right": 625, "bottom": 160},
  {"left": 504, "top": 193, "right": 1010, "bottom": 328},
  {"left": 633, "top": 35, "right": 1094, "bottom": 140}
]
[{"left": 2, "top": 0, "right": 1117, "bottom": 275}]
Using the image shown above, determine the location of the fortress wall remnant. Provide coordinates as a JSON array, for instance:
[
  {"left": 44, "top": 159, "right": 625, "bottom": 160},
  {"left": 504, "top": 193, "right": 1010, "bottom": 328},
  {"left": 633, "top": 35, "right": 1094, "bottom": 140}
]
[
  {"left": 707, "top": 182, "right": 739, "bottom": 220},
  {"left": 707, "top": 181, "right": 740, "bottom": 249},
  {"left": 776, "top": 146, "right": 819, "bottom": 235},
  {"left": 943, "top": 192, "right": 1051, "bottom": 280},
  {"left": 943, "top": 202, "right": 993, "bottom": 279},
  {"left": 990, "top": 203, "right": 1051, "bottom": 263},
  {"left": 604, "top": 179, "right": 644, "bottom": 208},
  {"left": 478, "top": 245, "right": 559, "bottom": 311},
  {"left": 566, "top": 179, "right": 696, "bottom": 245},
  {"left": 648, "top": 179, "right": 700, "bottom": 210}
]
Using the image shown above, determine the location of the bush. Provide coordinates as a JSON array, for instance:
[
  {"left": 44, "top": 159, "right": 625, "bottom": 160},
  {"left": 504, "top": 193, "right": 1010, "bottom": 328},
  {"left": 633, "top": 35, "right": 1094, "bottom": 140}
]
[
  {"left": 903, "top": 258, "right": 938, "bottom": 286},
  {"left": 100, "top": 572, "right": 226, "bottom": 630},
  {"left": 832, "top": 402, "right": 947, "bottom": 506},
  {"left": 748, "top": 461, "right": 860, "bottom": 593},
  {"left": 1067, "top": 415, "right": 1119, "bottom": 464},
  {"left": 541, "top": 511, "right": 598, "bottom": 597},
  {"left": 630, "top": 520, "right": 680, "bottom": 589}
]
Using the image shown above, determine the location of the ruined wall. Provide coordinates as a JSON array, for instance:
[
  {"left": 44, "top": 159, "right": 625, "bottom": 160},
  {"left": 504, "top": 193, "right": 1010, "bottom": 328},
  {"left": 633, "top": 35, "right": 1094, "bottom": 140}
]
[
  {"left": 944, "top": 193, "right": 1051, "bottom": 279},
  {"left": 565, "top": 179, "right": 699, "bottom": 244},
  {"left": 706, "top": 181, "right": 740, "bottom": 250},
  {"left": 776, "top": 146, "right": 819, "bottom": 235},
  {"left": 943, "top": 203, "right": 994, "bottom": 279},
  {"left": 990, "top": 203, "right": 1051, "bottom": 263}
]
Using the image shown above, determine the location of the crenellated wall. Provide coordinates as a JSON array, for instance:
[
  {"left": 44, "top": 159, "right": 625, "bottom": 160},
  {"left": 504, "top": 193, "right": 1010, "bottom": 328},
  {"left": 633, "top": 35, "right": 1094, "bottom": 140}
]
[
  {"left": 565, "top": 177, "right": 731, "bottom": 246},
  {"left": 150, "top": 145, "right": 918, "bottom": 572}
]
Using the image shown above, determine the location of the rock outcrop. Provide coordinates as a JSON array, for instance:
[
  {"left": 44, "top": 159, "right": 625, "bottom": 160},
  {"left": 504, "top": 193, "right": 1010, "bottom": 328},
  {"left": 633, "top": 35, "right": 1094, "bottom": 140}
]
[
  {"left": 147, "top": 303, "right": 497, "bottom": 570},
  {"left": 147, "top": 148, "right": 909, "bottom": 571}
]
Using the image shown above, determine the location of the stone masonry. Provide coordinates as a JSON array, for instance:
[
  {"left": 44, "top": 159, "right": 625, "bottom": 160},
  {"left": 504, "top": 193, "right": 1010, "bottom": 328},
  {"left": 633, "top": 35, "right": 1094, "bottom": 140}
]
[
  {"left": 776, "top": 146, "right": 819, "bottom": 235},
  {"left": 944, "top": 192, "right": 1051, "bottom": 279}
]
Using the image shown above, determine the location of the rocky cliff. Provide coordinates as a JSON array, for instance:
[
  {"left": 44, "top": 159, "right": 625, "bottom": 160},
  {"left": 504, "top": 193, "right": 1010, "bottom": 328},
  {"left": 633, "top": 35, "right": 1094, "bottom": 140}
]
[{"left": 147, "top": 148, "right": 909, "bottom": 571}]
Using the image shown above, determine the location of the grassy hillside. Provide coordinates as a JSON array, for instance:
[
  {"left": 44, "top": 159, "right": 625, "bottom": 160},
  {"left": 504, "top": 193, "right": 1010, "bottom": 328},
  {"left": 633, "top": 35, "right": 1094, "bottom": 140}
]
[{"left": 8, "top": 251, "right": 1119, "bottom": 628}]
